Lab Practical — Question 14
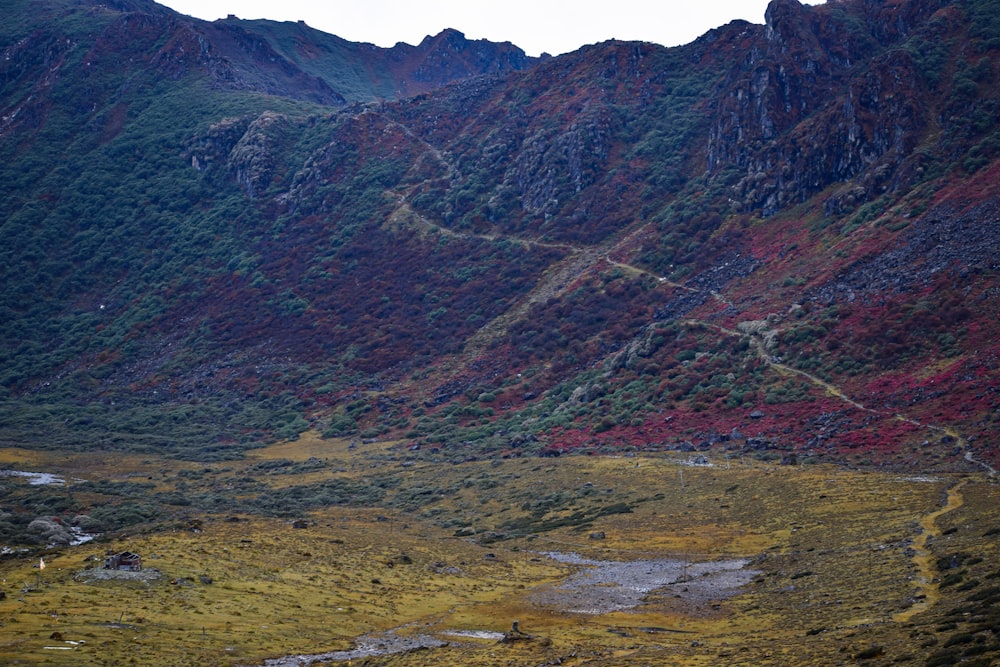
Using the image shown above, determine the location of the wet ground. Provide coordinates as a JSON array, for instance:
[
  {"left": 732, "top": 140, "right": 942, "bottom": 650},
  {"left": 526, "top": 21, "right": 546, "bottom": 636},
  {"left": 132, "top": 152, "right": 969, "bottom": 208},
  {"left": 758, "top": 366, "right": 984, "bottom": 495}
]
[
  {"left": 260, "top": 630, "right": 447, "bottom": 667},
  {"left": 529, "top": 552, "right": 756, "bottom": 615},
  {"left": 253, "top": 551, "right": 758, "bottom": 666}
]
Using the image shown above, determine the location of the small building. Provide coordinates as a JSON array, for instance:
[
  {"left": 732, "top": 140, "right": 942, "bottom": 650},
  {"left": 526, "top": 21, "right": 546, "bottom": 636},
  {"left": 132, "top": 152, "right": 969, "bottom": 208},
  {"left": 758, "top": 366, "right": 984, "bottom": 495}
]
[{"left": 105, "top": 551, "right": 142, "bottom": 571}]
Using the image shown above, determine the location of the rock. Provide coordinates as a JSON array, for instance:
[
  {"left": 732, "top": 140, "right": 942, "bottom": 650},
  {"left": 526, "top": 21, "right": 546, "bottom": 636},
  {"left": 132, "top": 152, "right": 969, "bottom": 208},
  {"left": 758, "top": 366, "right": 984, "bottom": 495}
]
[
  {"left": 744, "top": 437, "right": 774, "bottom": 450},
  {"left": 499, "top": 619, "right": 533, "bottom": 643},
  {"left": 26, "top": 517, "right": 72, "bottom": 546},
  {"left": 589, "top": 531, "right": 606, "bottom": 540}
]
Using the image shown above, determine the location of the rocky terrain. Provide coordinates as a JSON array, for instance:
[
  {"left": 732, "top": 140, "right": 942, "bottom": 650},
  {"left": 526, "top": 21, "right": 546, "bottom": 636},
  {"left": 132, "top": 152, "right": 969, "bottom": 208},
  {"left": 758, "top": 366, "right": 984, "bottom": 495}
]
[{"left": 0, "top": 0, "right": 997, "bottom": 543}]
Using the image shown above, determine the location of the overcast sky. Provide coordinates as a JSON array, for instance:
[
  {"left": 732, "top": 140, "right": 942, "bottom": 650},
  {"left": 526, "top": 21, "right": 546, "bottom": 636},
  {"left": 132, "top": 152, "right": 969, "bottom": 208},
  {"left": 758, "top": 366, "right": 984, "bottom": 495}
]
[{"left": 157, "top": 0, "right": 826, "bottom": 57}]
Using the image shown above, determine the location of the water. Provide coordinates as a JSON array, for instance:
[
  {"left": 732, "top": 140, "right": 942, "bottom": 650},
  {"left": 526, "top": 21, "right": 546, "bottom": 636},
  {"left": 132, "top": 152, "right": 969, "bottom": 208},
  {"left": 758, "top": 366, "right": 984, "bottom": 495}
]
[
  {"left": 533, "top": 551, "right": 756, "bottom": 614},
  {"left": 260, "top": 631, "right": 446, "bottom": 666},
  {"left": 0, "top": 469, "right": 67, "bottom": 485}
]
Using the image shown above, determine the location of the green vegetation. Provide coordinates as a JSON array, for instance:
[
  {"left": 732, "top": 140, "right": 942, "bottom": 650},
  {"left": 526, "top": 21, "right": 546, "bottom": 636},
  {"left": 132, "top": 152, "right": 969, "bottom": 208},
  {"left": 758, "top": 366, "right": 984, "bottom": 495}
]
[
  {"left": 1, "top": 5, "right": 998, "bottom": 664},
  {"left": 1, "top": 0, "right": 998, "bottom": 476}
]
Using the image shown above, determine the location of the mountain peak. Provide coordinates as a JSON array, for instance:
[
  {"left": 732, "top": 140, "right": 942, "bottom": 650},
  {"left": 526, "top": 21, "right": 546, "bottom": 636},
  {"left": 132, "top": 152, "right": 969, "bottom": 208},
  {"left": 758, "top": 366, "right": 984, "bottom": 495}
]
[{"left": 419, "top": 28, "right": 468, "bottom": 44}]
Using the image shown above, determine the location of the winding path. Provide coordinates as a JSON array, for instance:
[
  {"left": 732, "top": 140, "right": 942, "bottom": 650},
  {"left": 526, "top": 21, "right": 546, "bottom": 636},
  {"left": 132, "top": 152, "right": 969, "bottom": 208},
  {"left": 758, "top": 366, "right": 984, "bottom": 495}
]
[
  {"left": 685, "top": 320, "right": 999, "bottom": 479},
  {"left": 382, "top": 125, "right": 995, "bottom": 483},
  {"left": 893, "top": 478, "right": 969, "bottom": 623}
]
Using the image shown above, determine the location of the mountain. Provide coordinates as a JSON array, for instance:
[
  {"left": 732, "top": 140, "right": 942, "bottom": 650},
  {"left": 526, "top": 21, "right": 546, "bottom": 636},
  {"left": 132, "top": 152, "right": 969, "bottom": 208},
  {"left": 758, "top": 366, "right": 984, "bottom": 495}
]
[
  {"left": 0, "top": 0, "right": 997, "bottom": 472},
  {"left": 230, "top": 21, "right": 540, "bottom": 102}
]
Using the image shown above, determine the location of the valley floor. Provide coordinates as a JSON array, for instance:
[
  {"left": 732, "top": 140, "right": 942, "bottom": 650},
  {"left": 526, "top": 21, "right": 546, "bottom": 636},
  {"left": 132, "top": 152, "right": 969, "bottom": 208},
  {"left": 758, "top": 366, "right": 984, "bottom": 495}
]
[{"left": 1, "top": 441, "right": 998, "bottom": 666}]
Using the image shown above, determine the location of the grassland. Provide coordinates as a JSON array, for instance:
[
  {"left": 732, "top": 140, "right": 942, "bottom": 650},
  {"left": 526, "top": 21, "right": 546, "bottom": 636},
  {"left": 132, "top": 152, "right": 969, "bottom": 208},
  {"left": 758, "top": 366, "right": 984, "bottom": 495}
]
[{"left": 1, "top": 435, "right": 997, "bottom": 666}]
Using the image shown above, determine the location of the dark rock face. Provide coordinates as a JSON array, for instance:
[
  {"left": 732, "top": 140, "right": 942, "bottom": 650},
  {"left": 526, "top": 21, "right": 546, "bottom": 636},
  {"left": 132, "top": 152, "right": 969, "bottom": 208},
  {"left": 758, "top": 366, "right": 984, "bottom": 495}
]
[
  {"left": 227, "top": 112, "right": 294, "bottom": 198},
  {"left": 404, "top": 29, "right": 537, "bottom": 88},
  {"left": 705, "top": 0, "right": 952, "bottom": 216}
]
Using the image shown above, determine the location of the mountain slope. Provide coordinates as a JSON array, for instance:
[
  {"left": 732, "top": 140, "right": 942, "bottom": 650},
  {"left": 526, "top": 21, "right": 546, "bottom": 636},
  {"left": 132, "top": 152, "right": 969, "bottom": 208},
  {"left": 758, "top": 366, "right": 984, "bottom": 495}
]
[
  {"left": 0, "top": 0, "right": 997, "bottom": 469},
  {"left": 232, "top": 20, "right": 540, "bottom": 102}
]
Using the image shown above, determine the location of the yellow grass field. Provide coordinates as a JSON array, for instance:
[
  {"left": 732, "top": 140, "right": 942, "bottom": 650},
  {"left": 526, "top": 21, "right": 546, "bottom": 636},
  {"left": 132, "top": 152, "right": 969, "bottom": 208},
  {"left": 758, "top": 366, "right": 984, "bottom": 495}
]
[{"left": 1, "top": 436, "right": 997, "bottom": 666}]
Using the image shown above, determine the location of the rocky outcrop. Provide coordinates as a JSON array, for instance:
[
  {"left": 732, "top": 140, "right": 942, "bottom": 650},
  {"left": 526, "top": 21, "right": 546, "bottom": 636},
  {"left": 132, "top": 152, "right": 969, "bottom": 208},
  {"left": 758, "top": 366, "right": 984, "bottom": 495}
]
[
  {"left": 227, "top": 112, "right": 293, "bottom": 198},
  {"left": 505, "top": 104, "right": 615, "bottom": 220},
  {"left": 187, "top": 111, "right": 300, "bottom": 197},
  {"left": 186, "top": 116, "right": 253, "bottom": 172},
  {"left": 402, "top": 29, "right": 537, "bottom": 88},
  {"left": 705, "top": 0, "right": 949, "bottom": 216}
]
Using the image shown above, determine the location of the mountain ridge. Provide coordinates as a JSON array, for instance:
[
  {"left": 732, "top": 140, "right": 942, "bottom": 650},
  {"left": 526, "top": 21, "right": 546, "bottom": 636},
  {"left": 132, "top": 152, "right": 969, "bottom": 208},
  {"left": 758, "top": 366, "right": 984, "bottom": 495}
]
[{"left": 0, "top": 0, "right": 997, "bottom": 472}]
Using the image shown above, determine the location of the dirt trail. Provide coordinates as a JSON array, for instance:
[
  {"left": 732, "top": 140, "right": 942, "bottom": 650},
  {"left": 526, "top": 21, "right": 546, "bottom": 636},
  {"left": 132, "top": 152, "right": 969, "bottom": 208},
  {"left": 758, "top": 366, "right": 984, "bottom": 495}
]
[
  {"left": 690, "top": 320, "right": 871, "bottom": 411},
  {"left": 893, "top": 478, "right": 969, "bottom": 623},
  {"left": 387, "top": 198, "right": 574, "bottom": 252},
  {"left": 687, "top": 319, "right": 1000, "bottom": 480},
  {"left": 388, "top": 175, "right": 674, "bottom": 360},
  {"left": 457, "top": 222, "right": 701, "bottom": 356},
  {"left": 385, "top": 140, "right": 991, "bottom": 479},
  {"left": 965, "top": 449, "right": 998, "bottom": 477},
  {"left": 461, "top": 246, "right": 602, "bottom": 356},
  {"left": 606, "top": 257, "right": 700, "bottom": 294}
]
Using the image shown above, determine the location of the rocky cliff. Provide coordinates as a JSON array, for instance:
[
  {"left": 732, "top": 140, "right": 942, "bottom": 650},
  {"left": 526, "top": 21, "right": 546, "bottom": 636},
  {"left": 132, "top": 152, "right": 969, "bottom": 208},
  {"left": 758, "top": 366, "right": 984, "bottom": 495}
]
[{"left": 704, "top": 0, "right": 973, "bottom": 216}]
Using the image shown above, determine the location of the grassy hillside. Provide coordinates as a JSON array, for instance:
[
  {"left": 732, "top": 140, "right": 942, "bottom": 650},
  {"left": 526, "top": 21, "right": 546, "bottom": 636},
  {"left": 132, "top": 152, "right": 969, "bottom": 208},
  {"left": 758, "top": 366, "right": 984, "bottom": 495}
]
[
  {"left": 1, "top": 0, "right": 997, "bottom": 467},
  {"left": 1, "top": 2, "right": 999, "bottom": 663}
]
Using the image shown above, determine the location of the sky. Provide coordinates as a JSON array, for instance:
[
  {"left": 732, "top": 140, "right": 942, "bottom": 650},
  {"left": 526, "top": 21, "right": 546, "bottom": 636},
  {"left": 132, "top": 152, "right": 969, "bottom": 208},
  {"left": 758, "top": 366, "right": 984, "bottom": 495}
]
[{"left": 156, "top": 0, "right": 826, "bottom": 57}]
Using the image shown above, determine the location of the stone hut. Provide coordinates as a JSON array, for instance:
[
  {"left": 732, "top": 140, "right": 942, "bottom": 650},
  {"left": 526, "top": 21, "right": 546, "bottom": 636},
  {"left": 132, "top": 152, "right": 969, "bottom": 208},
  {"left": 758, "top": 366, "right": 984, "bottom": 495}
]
[{"left": 104, "top": 551, "right": 142, "bottom": 571}]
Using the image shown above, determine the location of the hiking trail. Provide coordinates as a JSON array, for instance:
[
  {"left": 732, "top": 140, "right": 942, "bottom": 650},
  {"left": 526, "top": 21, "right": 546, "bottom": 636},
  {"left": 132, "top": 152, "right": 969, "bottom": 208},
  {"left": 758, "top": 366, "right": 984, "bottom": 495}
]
[{"left": 893, "top": 478, "right": 969, "bottom": 623}]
